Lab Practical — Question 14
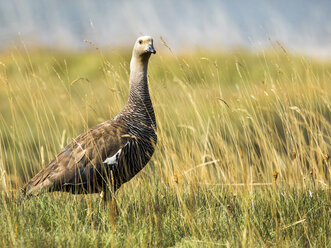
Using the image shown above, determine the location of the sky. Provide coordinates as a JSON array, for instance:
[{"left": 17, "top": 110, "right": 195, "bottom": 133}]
[{"left": 0, "top": 0, "right": 330, "bottom": 57}]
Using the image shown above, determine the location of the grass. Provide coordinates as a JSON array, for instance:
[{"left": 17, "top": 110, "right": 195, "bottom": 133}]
[{"left": 0, "top": 43, "right": 330, "bottom": 247}]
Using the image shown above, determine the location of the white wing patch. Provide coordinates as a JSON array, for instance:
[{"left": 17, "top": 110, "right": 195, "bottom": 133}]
[{"left": 103, "top": 148, "right": 122, "bottom": 165}]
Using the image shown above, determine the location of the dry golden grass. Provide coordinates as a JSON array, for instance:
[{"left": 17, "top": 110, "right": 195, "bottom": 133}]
[{"left": 0, "top": 45, "right": 330, "bottom": 247}]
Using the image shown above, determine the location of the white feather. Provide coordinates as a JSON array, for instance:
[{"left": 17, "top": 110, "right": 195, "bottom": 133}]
[{"left": 103, "top": 148, "right": 122, "bottom": 165}]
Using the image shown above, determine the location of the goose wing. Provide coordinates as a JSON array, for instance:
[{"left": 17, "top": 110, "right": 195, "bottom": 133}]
[{"left": 23, "top": 120, "right": 129, "bottom": 195}]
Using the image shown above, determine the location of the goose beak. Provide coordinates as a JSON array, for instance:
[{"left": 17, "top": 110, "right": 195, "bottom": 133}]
[{"left": 146, "top": 44, "right": 156, "bottom": 54}]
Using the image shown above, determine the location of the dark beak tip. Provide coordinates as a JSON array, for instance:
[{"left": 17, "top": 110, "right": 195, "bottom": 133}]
[{"left": 146, "top": 45, "right": 156, "bottom": 54}]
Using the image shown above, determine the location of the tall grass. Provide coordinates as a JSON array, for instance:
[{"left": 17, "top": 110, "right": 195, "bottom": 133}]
[{"left": 0, "top": 44, "right": 330, "bottom": 247}]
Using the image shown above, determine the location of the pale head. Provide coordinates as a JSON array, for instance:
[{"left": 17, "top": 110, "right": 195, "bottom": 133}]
[{"left": 132, "top": 36, "right": 156, "bottom": 58}]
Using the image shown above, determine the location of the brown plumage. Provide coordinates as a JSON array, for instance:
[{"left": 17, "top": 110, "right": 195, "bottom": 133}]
[{"left": 23, "top": 36, "right": 157, "bottom": 199}]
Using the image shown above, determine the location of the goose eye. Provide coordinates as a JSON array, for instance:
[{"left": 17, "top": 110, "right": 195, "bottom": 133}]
[{"left": 139, "top": 40, "right": 142, "bottom": 44}]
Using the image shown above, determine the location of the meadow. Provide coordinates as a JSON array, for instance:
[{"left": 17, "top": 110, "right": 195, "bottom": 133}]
[{"left": 0, "top": 42, "right": 330, "bottom": 247}]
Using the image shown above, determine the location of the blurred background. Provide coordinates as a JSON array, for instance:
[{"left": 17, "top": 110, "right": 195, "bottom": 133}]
[{"left": 0, "top": 0, "right": 330, "bottom": 58}]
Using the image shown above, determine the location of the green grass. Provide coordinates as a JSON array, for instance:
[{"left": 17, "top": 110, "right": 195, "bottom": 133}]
[
  {"left": 0, "top": 187, "right": 329, "bottom": 247},
  {"left": 0, "top": 44, "right": 330, "bottom": 247}
]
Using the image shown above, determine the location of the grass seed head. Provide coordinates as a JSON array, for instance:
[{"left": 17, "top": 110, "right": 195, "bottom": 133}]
[{"left": 173, "top": 173, "right": 179, "bottom": 184}]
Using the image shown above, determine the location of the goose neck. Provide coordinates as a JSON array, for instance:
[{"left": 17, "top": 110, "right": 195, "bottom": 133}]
[{"left": 129, "top": 55, "right": 149, "bottom": 84}]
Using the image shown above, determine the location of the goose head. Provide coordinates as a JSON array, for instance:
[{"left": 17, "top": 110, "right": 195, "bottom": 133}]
[{"left": 133, "top": 36, "right": 156, "bottom": 58}]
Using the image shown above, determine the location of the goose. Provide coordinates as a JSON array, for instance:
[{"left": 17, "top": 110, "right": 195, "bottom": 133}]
[{"left": 23, "top": 36, "right": 157, "bottom": 202}]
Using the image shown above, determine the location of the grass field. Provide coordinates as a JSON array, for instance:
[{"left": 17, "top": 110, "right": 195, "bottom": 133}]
[{"left": 0, "top": 43, "right": 330, "bottom": 247}]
